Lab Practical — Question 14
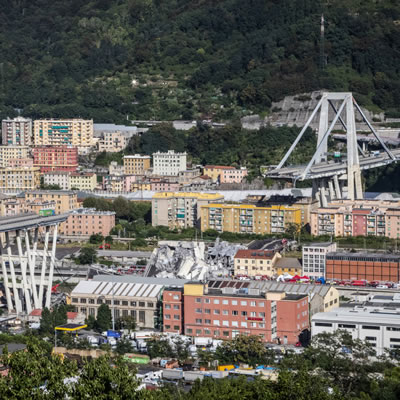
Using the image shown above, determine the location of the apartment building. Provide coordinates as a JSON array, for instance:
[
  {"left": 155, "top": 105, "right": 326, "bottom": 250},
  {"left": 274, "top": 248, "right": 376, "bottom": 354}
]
[
  {"left": 233, "top": 249, "right": 280, "bottom": 278},
  {"left": 62, "top": 208, "right": 115, "bottom": 236},
  {"left": 123, "top": 154, "right": 151, "bottom": 175},
  {"left": 310, "top": 200, "right": 400, "bottom": 238},
  {"left": 32, "top": 146, "right": 78, "bottom": 172},
  {"left": 25, "top": 190, "right": 78, "bottom": 214},
  {"left": 163, "top": 281, "right": 310, "bottom": 345},
  {"left": 0, "top": 196, "right": 55, "bottom": 217},
  {"left": 43, "top": 171, "right": 71, "bottom": 190},
  {"left": 33, "top": 119, "right": 94, "bottom": 150},
  {"left": 220, "top": 167, "right": 248, "bottom": 184},
  {"left": 7, "top": 158, "right": 33, "bottom": 168},
  {"left": 98, "top": 131, "right": 129, "bottom": 152},
  {"left": 0, "top": 167, "right": 40, "bottom": 190},
  {"left": 312, "top": 305, "right": 400, "bottom": 356},
  {"left": 274, "top": 258, "right": 302, "bottom": 276},
  {"left": 153, "top": 150, "right": 187, "bottom": 176},
  {"left": 0, "top": 146, "right": 30, "bottom": 168},
  {"left": 152, "top": 192, "right": 224, "bottom": 228},
  {"left": 302, "top": 242, "right": 338, "bottom": 279},
  {"left": 200, "top": 204, "right": 301, "bottom": 234},
  {"left": 150, "top": 180, "right": 180, "bottom": 192},
  {"left": 325, "top": 252, "right": 400, "bottom": 282},
  {"left": 69, "top": 173, "right": 97, "bottom": 191},
  {"left": 203, "top": 165, "right": 235, "bottom": 182},
  {"left": 1, "top": 117, "right": 33, "bottom": 146}
]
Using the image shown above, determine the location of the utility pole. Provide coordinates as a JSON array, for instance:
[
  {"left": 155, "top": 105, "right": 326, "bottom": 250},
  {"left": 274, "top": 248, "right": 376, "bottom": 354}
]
[{"left": 320, "top": 14, "right": 326, "bottom": 69}]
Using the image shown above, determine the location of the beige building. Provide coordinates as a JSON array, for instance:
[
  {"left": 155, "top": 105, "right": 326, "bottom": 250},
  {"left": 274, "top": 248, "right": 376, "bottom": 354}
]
[
  {"left": 97, "top": 131, "right": 129, "bottom": 152},
  {"left": 234, "top": 249, "right": 280, "bottom": 278},
  {"left": 0, "top": 146, "right": 30, "bottom": 168},
  {"left": 69, "top": 173, "right": 97, "bottom": 191},
  {"left": 123, "top": 154, "right": 151, "bottom": 175},
  {"left": 0, "top": 167, "right": 40, "bottom": 190},
  {"left": 33, "top": 119, "right": 94, "bottom": 150},
  {"left": 310, "top": 199, "right": 400, "bottom": 239},
  {"left": 152, "top": 192, "right": 224, "bottom": 228},
  {"left": 203, "top": 165, "right": 235, "bottom": 182},
  {"left": 62, "top": 208, "right": 115, "bottom": 236},
  {"left": 43, "top": 171, "right": 71, "bottom": 190},
  {"left": 1, "top": 117, "right": 32, "bottom": 146},
  {"left": 201, "top": 204, "right": 301, "bottom": 234},
  {"left": 25, "top": 190, "right": 78, "bottom": 214}
]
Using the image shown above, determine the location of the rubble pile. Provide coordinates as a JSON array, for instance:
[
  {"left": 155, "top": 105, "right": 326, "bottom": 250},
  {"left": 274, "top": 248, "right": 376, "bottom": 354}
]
[{"left": 147, "top": 239, "right": 246, "bottom": 280}]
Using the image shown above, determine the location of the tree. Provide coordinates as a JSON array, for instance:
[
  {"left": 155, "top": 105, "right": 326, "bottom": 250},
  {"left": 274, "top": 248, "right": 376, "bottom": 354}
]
[
  {"left": 115, "top": 339, "right": 134, "bottom": 355},
  {"left": 77, "top": 247, "right": 97, "bottom": 265},
  {"left": 146, "top": 335, "right": 174, "bottom": 359},
  {"left": 39, "top": 305, "right": 68, "bottom": 335},
  {"left": 95, "top": 304, "right": 112, "bottom": 332},
  {"left": 214, "top": 335, "right": 271, "bottom": 367},
  {"left": 89, "top": 233, "right": 104, "bottom": 244},
  {"left": 116, "top": 315, "right": 136, "bottom": 333},
  {"left": 85, "top": 315, "right": 96, "bottom": 330},
  {"left": 173, "top": 337, "right": 190, "bottom": 365}
]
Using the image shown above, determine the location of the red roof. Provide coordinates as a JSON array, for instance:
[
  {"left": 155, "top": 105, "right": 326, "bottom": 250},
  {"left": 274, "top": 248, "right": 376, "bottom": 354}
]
[
  {"left": 29, "top": 309, "right": 42, "bottom": 317},
  {"left": 234, "top": 249, "right": 275, "bottom": 259},
  {"left": 67, "top": 312, "right": 78, "bottom": 320}
]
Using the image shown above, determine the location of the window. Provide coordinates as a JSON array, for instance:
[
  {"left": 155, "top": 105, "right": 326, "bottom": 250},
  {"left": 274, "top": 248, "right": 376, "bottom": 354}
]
[
  {"left": 315, "top": 322, "right": 332, "bottom": 327},
  {"left": 130, "top": 310, "right": 136, "bottom": 318},
  {"left": 165, "top": 325, "right": 171, "bottom": 330},
  {"left": 232, "top": 310, "right": 238, "bottom": 316},
  {"left": 173, "top": 295, "right": 179, "bottom": 300},
  {"left": 338, "top": 324, "right": 356, "bottom": 329},
  {"left": 195, "top": 319, "right": 202, "bottom": 324},
  {"left": 214, "top": 309, "right": 220, "bottom": 315},
  {"left": 97, "top": 299, "right": 103, "bottom": 304},
  {"left": 174, "top": 325, "right": 180, "bottom": 330},
  {"left": 72, "top": 298, "right": 78, "bottom": 303},
  {"left": 250, "top": 322, "right": 257, "bottom": 328},
  {"left": 259, "top": 312, "right": 265, "bottom": 318},
  {"left": 165, "top": 304, "right": 171, "bottom": 309},
  {"left": 165, "top": 314, "right": 171, "bottom": 319},
  {"left": 80, "top": 307, "right": 87, "bottom": 313},
  {"left": 130, "top": 301, "right": 136, "bottom": 307},
  {"left": 195, "top": 308, "right": 202, "bottom": 313},
  {"left": 106, "top": 300, "right": 111, "bottom": 305},
  {"left": 250, "top": 311, "right": 256, "bottom": 317},
  {"left": 196, "top": 329, "right": 202, "bottom": 335},
  {"left": 250, "top": 301, "right": 256, "bottom": 307},
  {"left": 258, "top": 302, "right": 265, "bottom": 307},
  {"left": 231, "top": 300, "right": 238, "bottom": 305},
  {"left": 139, "top": 301, "right": 145, "bottom": 307},
  {"left": 173, "top": 304, "right": 179, "bottom": 310},
  {"left": 204, "top": 309, "right": 211, "bottom": 314},
  {"left": 89, "top": 299, "right": 95, "bottom": 304},
  {"left": 222, "top": 320, "right": 229, "bottom": 327},
  {"left": 122, "top": 309, "right": 128, "bottom": 317},
  {"left": 241, "top": 322, "right": 247, "bottom": 328},
  {"left": 387, "top": 327, "right": 400, "bottom": 331},
  {"left": 222, "top": 310, "right": 228, "bottom": 315},
  {"left": 214, "top": 330, "right": 220, "bottom": 336},
  {"left": 213, "top": 320, "right": 220, "bottom": 326},
  {"left": 241, "top": 301, "right": 247, "bottom": 306},
  {"left": 390, "top": 338, "right": 400, "bottom": 343},
  {"left": 147, "top": 302, "right": 154, "bottom": 308},
  {"left": 204, "top": 298, "right": 210, "bottom": 304},
  {"left": 114, "top": 300, "right": 120, "bottom": 306},
  {"left": 196, "top": 298, "right": 202, "bottom": 303},
  {"left": 242, "top": 311, "right": 248, "bottom": 316},
  {"left": 213, "top": 299, "right": 220, "bottom": 305},
  {"left": 174, "top": 315, "right": 180, "bottom": 320},
  {"left": 139, "top": 311, "right": 145, "bottom": 323},
  {"left": 223, "top": 300, "right": 229, "bottom": 305},
  {"left": 205, "top": 319, "right": 211, "bottom": 324},
  {"left": 365, "top": 336, "right": 376, "bottom": 341},
  {"left": 232, "top": 321, "right": 238, "bottom": 327},
  {"left": 362, "top": 325, "right": 380, "bottom": 330},
  {"left": 223, "top": 331, "right": 229, "bottom": 337},
  {"left": 204, "top": 329, "right": 211, "bottom": 335},
  {"left": 186, "top": 328, "right": 193, "bottom": 334},
  {"left": 80, "top": 298, "right": 87, "bottom": 304}
]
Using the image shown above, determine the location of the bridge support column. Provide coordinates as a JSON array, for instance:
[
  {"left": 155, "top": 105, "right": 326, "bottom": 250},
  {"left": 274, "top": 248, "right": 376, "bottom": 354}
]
[{"left": 334, "top": 175, "right": 342, "bottom": 200}]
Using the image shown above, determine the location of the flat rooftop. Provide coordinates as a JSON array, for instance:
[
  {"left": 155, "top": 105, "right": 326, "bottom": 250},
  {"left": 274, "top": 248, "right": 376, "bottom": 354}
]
[{"left": 326, "top": 252, "right": 400, "bottom": 261}]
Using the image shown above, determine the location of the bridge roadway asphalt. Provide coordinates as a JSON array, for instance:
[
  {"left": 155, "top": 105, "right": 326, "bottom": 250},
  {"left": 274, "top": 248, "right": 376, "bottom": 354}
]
[{"left": 266, "top": 148, "right": 400, "bottom": 180}]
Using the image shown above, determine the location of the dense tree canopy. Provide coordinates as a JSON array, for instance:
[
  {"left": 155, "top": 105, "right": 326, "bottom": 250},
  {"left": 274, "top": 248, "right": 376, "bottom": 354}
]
[{"left": 0, "top": 0, "right": 400, "bottom": 123}]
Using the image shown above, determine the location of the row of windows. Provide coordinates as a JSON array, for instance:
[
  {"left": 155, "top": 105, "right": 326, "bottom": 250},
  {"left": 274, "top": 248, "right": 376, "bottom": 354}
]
[
  {"left": 195, "top": 309, "right": 265, "bottom": 317},
  {"left": 314, "top": 322, "right": 400, "bottom": 331},
  {"left": 195, "top": 298, "right": 265, "bottom": 307},
  {"left": 193, "top": 319, "right": 266, "bottom": 328},
  {"left": 72, "top": 298, "right": 154, "bottom": 308}
]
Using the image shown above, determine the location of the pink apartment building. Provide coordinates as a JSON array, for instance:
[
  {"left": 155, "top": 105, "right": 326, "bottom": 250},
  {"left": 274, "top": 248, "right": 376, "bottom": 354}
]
[
  {"left": 62, "top": 208, "right": 116, "bottom": 236},
  {"left": 220, "top": 167, "right": 248, "bottom": 184}
]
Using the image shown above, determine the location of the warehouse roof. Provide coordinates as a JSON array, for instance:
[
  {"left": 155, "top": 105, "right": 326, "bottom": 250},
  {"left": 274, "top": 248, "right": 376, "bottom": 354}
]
[{"left": 92, "top": 275, "right": 189, "bottom": 287}]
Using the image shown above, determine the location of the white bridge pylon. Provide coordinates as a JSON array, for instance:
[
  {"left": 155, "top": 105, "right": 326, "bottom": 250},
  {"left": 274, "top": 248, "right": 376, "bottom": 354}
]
[
  {"left": 272, "top": 92, "right": 396, "bottom": 205},
  {"left": 0, "top": 213, "right": 68, "bottom": 314}
]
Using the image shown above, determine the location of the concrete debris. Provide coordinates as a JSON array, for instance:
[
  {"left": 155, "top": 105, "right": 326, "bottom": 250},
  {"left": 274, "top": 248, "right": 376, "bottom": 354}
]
[{"left": 146, "top": 239, "right": 246, "bottom": 280}]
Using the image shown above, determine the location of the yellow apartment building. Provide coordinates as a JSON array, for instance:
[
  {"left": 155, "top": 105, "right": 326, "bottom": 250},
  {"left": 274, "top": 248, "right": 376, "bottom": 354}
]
[
  {"left": 203, "top": 165, "right": 235, "bottom": 182},
  {"left": 234, "top": 249, "right": 281, "bottom": 278},
  {"left": 152, "top": 192, "right": 224, "bottom": 228},
  {"left": 123, "top": 154, "right": 151, "bottom": 175},
  {"left": 0, "top": 167, "right": 40, "bottom": 190},
  {"left": 69, "top": 173, "right": 97, "bottom": 191},
  {"left": 0, "top": 146, "right": 30, "bottom": 168},
  {"left": 200, "top": 204, "right": 301, "bottom": 234},
  {"left": 25, "top": 190, "right": 78, "bottom": 215},
  {"left": 33, "top": 119, "right": 94, "bottom": 149}
]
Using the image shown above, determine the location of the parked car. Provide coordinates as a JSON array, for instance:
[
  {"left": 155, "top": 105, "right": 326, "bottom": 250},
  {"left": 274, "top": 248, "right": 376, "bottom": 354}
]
[{"left": 376, "top": 284, "right": 389, "bottom": 289}]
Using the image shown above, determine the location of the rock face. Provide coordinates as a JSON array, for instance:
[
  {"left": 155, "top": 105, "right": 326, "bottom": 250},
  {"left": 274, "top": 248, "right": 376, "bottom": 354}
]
[{"left": 241, "top": 91, "right": 385, "bottom": 131}]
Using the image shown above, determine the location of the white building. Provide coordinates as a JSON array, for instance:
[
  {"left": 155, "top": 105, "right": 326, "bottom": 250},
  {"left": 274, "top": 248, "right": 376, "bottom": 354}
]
[
  {"left": 302, "top": 242, "right": 337, "bottom": 279},
  {"left": 153, "top": 150, "right": 187, "bottom": 176},
  {"left": 312, "top": 304, "right": 400, "bottom": 356},
  {"left": 43, "top": 171, "right": 71, "bottom": 190},
  {"left": 97, "top": 131, "right": 129, "bottom": 153},
  {"left": 1, "top": 117, "right": 33, "bottom": 146}
]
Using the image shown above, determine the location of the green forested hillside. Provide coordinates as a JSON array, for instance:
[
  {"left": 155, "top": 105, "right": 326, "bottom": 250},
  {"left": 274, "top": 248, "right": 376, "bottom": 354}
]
[{"left": 1, "top": 0, "right": 400, "bottom": 122}]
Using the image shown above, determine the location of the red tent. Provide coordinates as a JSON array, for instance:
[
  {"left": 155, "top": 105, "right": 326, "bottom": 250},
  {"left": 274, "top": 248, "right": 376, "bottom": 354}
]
[{"left": 300, "top": 276, "right": 310, "bottom": 280}]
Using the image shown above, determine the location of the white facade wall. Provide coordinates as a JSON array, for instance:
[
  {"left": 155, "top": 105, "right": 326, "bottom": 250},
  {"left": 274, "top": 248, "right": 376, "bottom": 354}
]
[
  {"left": 43, "top": 173, "right": 71, "bottom": 190},
  {"left": 153, "top": 150, "right": 187, "bottom": 176},
  {"left": 302, "top": 242, "right": 337, "bottom": 279}
]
